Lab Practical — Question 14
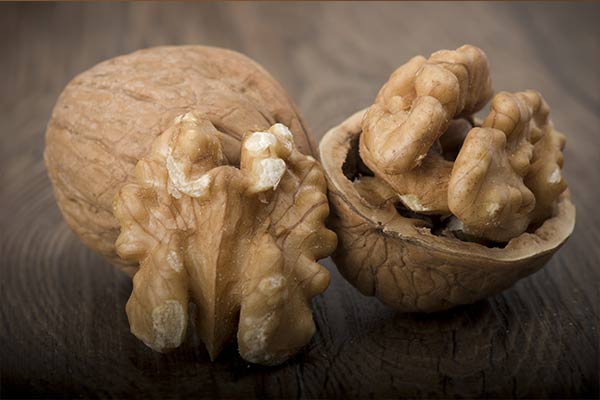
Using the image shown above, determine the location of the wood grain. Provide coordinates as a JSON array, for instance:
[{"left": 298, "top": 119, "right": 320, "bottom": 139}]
[{"left": 1, "top": 2, "right": 598, "bottom": 398}]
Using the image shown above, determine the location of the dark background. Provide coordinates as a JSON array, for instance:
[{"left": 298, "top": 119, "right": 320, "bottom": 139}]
[{"left": 1, "top": 2, "right": 598, "bottom": 398}]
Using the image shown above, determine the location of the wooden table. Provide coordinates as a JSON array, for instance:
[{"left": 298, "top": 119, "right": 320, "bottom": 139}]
[{"left": 1, "top": 2, "right": 598, "bottom": 398}]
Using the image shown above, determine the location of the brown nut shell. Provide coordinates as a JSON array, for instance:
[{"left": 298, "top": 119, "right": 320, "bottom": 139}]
[
  {"left": 319, "top": 109, "right": 575, "bottom": 312},
  {"left": 44, "top": 46, "right": 316, "bottom": 275}
]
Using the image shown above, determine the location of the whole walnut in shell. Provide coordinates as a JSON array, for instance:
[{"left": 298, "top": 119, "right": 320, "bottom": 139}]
[
  {"left": 45, "top": 46, "right": 316, "bottom": 275},
  {"left": 45, "top": 46, "right": 336, "bottom": 365},
  {"left": 319, "top": 45, "right": 575, "bottom": 312}
]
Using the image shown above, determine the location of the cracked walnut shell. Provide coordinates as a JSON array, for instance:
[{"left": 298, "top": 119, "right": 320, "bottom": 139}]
[
  {"left": 319, "top": 45, "right": 575, "bottom": 312},
  {"left": 44, "top": 46, "right": 336, "bottom": 364},
  {"left": 321, "top": 110, "right": 574, "bottom": 312}
]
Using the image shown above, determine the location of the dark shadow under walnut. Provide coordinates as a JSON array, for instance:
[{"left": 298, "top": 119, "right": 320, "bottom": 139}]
[{"left": 319, "top": 109, "right": 575, "bottom": 312}]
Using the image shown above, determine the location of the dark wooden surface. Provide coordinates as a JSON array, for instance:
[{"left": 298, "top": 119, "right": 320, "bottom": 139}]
[{"left": 1, "top": 2, "right": 599, "bottom": 399}]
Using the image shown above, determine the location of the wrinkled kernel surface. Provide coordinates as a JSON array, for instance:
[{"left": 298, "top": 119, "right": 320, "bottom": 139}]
[
  {"left": 114, "top": 113, "right": 336, "bottom": 365},
  {"left": 359, "top": 45, "right": 567, "bottom": 242}
]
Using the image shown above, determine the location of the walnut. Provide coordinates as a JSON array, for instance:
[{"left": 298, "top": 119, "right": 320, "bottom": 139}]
[
  {"left": 44, "top": 46, "right": 336, "bottom": 364},
  {"left": 360, "top": 45, "right": 493, "bottom": 214},
  {"left": 448, "top": 90, "right": 565, "bottom": 242},
  {"left": 319, "top": 46, "right": 575, "bottom": 312},
  {"left": 114, "top": 113, "right": 336, "bottom": 364},
  {"left": 44, "top": 46, "right": 316, "bottom": 276}
]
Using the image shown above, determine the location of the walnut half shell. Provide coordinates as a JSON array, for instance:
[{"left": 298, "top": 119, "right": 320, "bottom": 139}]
[
  {"left": 319, "top": 45, "right": 575, "bottom": 312},
  {"left": 320, "top": 108, "right": 574, "bottom": 312}
]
